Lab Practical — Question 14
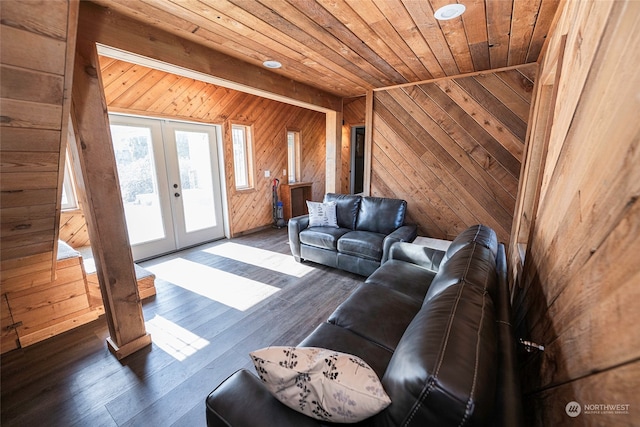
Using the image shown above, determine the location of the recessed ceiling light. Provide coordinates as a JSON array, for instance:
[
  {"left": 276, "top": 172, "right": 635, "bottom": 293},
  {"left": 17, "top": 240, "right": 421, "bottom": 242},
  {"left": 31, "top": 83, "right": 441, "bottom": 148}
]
[
  {"left": 434, "top": 4, "right": 466, "bottom": 20},
  {"left": 263, "top": 60, "right": 282, "bottom": 69}
]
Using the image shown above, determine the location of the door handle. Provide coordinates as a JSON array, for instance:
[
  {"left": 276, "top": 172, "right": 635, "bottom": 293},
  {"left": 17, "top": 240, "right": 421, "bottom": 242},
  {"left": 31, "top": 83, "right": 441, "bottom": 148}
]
[{"left": 174, "top": 192, "right": 180, "bottom": 197}]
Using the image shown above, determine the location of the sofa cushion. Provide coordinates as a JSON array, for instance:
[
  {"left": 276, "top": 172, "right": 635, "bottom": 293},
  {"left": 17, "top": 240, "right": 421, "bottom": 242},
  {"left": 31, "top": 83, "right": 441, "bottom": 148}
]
[
  {"left": 388, "top": 241, "right": 446, "bottom": 272},
  {"left": 378, "top": 283, "right": 498, "bottom": 427},
  {"left": 441, "top": 224, "right": 498, "bottom": 264},
  {"left": 337, "top": 230, "right": 385, "bottom": 261},
  {"left": 328, "top": 284, "right": 421, "bottom": 351},
  {"left": 356, "top": 197, "right": 407, "bottom": 235},
  {"left": 365, "top": 259, "right": 438, "bottom": 303},
  {"left": 299, "top": 322, "right": 393, "bottom": 378},
  {"left": 299, "top": 227, "right": 350, "bottom": 251},
  {"left": 324, "top": 193, "right": 361, "bottom": 229},
  {"left": 250, "top": 346, "right": 391, "bottom": 423},
  {"left": 306, "top": 201, "right": 338, "bottom": 228},
  {"left": 424, "top": 242, "right": 497, "bottom": 303}
]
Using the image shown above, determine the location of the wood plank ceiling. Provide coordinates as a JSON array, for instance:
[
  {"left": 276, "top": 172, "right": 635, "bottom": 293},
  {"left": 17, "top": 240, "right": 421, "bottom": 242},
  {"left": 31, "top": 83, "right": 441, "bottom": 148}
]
[{"left": 89, "top": 0, "right": 559, "bottom": 98}]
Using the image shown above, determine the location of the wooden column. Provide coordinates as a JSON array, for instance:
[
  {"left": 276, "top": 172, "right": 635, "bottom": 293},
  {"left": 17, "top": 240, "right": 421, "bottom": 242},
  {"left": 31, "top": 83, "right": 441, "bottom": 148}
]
[
  {"left": 325, "top": 109, "right": 343, "bottom": 194},
  {"left": 363, "top": 90, "right": 374, "bottom": 196},
  {"left": 70, "top": 37, "right": 150, "bottom": 359}
]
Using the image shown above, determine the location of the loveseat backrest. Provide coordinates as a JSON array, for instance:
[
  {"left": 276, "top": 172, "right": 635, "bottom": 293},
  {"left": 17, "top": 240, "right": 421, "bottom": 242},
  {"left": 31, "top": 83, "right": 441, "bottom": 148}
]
[
  {"left": 424, "top": 242, "right": 498, "bottom": 304},
  {"left": 376, "top": 281, "right": 498, "bottom": 427},
  {"left": 441, "top": 224, "right": 498, "bottom": 265},
  {"left": 356, "top": 196, "right": 407, "bottom": 235},
  {"left": 324, "top": 193, "right": 361, "bottom": 229}
]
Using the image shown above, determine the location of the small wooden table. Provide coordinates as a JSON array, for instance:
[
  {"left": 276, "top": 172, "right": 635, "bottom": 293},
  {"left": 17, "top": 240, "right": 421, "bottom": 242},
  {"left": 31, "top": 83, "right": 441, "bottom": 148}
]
[{"left": 280, "top": 182, "right": 313, "bottom": 220}]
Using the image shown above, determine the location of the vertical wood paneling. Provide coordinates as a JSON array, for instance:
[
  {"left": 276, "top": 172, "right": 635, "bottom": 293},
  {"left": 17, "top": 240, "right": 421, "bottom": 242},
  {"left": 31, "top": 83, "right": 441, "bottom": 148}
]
[
  {"left": 371, "top": 64, "right": 535, "bottom": 242},
  {"left": 100, "top": 57, "right": 326, "bottom": 236},
  {"left": 509, "top": 1, "right": 640, "bottom": 424}
]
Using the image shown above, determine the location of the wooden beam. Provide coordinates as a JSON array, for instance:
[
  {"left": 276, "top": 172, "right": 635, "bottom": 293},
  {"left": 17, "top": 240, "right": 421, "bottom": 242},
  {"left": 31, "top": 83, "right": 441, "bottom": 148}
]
[
  {"left": 70, "top": 35, "right": 150, "bottom": 360},
  {"left": 325, "top": 110, "right": 343, "bottom": 193},
  {"left": 77, "top": 2, "right": 342, "bottom": 113},
  {"left": 363, "top": 90, "right": 374, "bottom": 195}
]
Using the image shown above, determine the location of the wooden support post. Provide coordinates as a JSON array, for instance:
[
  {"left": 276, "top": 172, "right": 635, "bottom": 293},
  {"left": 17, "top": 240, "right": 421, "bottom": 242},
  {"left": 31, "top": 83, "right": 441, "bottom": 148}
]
[
  {"left": 70, "top": 37, "right": 150, "bottom": 360},
  {"left": 325, "top": 109, "right": 343, "bottom": 194},
  {"left": 363, "top": 90, "right": 374, "bottom": 196}
]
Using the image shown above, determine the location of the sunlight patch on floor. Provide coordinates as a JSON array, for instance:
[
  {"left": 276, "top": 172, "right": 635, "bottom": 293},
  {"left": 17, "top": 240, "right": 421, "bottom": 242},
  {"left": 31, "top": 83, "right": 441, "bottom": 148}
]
[
  {"left": 145, "top": 314, "right": 209, "bottom": 361},
  {"left": 203, "top": 242, "right": 314, "bottom": 278},
  {"left": 145, "top": 258, "right": 280, "bottom": 311}
]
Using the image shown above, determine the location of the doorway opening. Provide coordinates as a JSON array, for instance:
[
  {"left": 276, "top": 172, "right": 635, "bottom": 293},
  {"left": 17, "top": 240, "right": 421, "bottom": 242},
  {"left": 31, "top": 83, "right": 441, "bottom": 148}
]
[
  {"left": 350, "top": 126, "right": 365, "bottom": 194},
  {"left": 109, "top": 114, "right": 225, "bottom": 261}
]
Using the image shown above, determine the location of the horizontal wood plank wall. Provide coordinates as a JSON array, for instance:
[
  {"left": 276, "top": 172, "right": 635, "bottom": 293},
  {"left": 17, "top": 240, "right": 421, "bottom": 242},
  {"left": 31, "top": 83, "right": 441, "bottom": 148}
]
[
  {"left": 341, "top": 97, "right": 366, "bottom": 194},
  {"left": 0, "top": 0, "right": 78, "bottom": 353},
  {"left": 370, "top": 64, "right": 536, "bottom": 242},
  {"left": 509, "top": 1, "right": 640, "bottom": 424},
  {"left": 99, "top": 57, "right": 326, "bottom": 236},
  {"left": 0, "top": 0, "right": 74, "bottom": 262}
]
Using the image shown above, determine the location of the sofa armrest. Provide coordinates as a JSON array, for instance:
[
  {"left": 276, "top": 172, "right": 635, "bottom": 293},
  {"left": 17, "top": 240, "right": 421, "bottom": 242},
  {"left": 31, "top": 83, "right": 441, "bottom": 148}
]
[
  {"left": 381, "top": 224, "right": 418, "bottom": 263},
  {"left": 387, "top": 241, "right": 446, "bottom": 271},
  {"left": 288, "top": 215, "right": 309, "bottom": 262},
  {"left": 206, "top": 369, "right": 320, "bottom": 427}
]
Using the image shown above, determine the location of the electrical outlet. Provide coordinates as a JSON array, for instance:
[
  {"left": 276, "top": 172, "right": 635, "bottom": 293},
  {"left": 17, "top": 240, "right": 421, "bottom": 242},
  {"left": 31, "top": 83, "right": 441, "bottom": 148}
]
[
  {"left": 283, "top": 169, "right": 287, "bottom": 176},
  {"left": 264, "top": 170, "right": 270, "bottom": 177}
]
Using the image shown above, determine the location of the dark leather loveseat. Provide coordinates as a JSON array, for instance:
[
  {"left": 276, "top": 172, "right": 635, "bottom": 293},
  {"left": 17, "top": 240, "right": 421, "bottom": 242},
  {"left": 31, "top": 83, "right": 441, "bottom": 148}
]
[
  {"left": 206, "top": 225, "right": 524, "bottom": 426},
  {"left": 288, "top": 193, "right": 417, "bottom": 276}
]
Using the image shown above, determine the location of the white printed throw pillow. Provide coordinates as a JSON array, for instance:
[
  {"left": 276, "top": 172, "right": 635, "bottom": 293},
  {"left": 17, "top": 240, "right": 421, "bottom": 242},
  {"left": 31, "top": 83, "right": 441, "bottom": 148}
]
[
  {"left": 306, "top": 201, "right": 339, "bottom": 228},
  {"left": 250, "top": 346, "right": 391, "bottom": 423}
]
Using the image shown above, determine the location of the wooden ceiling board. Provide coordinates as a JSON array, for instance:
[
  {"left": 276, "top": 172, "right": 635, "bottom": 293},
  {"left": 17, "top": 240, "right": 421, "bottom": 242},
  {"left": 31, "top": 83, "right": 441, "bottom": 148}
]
[
  {"left": 508, "top": 0, "right": 542, "bottom": 66},
  {"left": 198, "top": 0, "right": 375, "bottom": 93},
  {"left": 372, "top": 0, "right": 442, "bottom": 79},
  {"left": 254, "top": 2, "right": 390, "bottom": 88},
  {"left": 320, "top": 0, "right": 417, "bottom": 87},
  {"left": 526, "top": 0, "right": 561, "bottom": 63},
  {"left": 88, "top": 0, "right": 558, "bottom": 98},
  {"left": 462, "top": 0, "right": 491, "bottom": 71},
  {"left": 347, "top": 0, "right": 430, "bottom": 81},
  {"left": 486, "top": 0, "right": 514, "bottom": 69}
]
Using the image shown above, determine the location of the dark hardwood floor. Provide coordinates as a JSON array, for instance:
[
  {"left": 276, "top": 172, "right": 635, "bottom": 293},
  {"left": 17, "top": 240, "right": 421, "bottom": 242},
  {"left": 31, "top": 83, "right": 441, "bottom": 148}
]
[{"left": 1, "top": 228, "right": 364, "bottom": 426}]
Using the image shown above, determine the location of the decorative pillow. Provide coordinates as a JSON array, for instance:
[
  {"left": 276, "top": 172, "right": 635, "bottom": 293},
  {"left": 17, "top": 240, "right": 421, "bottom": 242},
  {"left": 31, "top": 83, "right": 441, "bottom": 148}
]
[
  {"left": 306, "top": 201, "right": 339, "bottom": 228},
  {"left": 250, "top": 346, "right": 391, "bottom": 423}
]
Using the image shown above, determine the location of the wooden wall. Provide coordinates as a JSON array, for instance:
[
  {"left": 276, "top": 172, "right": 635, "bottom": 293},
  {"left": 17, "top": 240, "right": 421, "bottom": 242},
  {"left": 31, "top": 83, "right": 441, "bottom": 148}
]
[
  {"left": 99, "top": 57, "right": 327, "bottom": 236},
  {"left": 370, "top": 64, "right": 535, "bottom": 243},
  {"left": 0, "top": 0, "right": 78, "bottom": 352},
  {"left": 58, "top": 209, "right": 90, "bottom": 248},
  {"left": 509, "top": 1, "right": 640, "bottom": 424}
]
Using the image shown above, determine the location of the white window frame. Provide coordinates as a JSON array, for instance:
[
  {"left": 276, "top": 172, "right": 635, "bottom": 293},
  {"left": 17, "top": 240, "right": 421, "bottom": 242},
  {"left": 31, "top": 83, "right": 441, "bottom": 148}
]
[
  {"left": 287, "top": 130, "right": 301, "bottom": 184},
  {"left": 61, "top": 149, "right": 78, "bottom": 210},
  {"left": 231, "top": 124, "right": 254, "bottom": 190}
]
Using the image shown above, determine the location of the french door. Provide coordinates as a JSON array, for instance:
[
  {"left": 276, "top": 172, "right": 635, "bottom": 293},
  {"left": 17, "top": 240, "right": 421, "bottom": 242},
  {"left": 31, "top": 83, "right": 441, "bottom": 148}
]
[{"left": 109, "top": 114, "right": 225, "bottom": 260}]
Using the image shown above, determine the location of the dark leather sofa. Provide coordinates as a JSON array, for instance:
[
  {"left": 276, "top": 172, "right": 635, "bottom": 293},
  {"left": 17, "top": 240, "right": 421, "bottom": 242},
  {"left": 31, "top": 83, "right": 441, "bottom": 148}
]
[
  {"left": 206, "top": 225, "right": 524, "bottom": 427},
  {"left": 288, "top": 193, "right": 418, "bottom": 276}
]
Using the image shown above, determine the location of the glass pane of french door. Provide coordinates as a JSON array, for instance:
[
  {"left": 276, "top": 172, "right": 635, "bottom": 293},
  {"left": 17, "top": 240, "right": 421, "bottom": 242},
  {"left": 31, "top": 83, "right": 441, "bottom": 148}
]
[
  {"left": 110, "top": 114, "right": 225, "bottom": 260},
  {"left": 111, "top": 124, "right": 167, "bottom": 245},
  {"left": 175, "top": 130, "right": 217, "bottom": 233}
]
